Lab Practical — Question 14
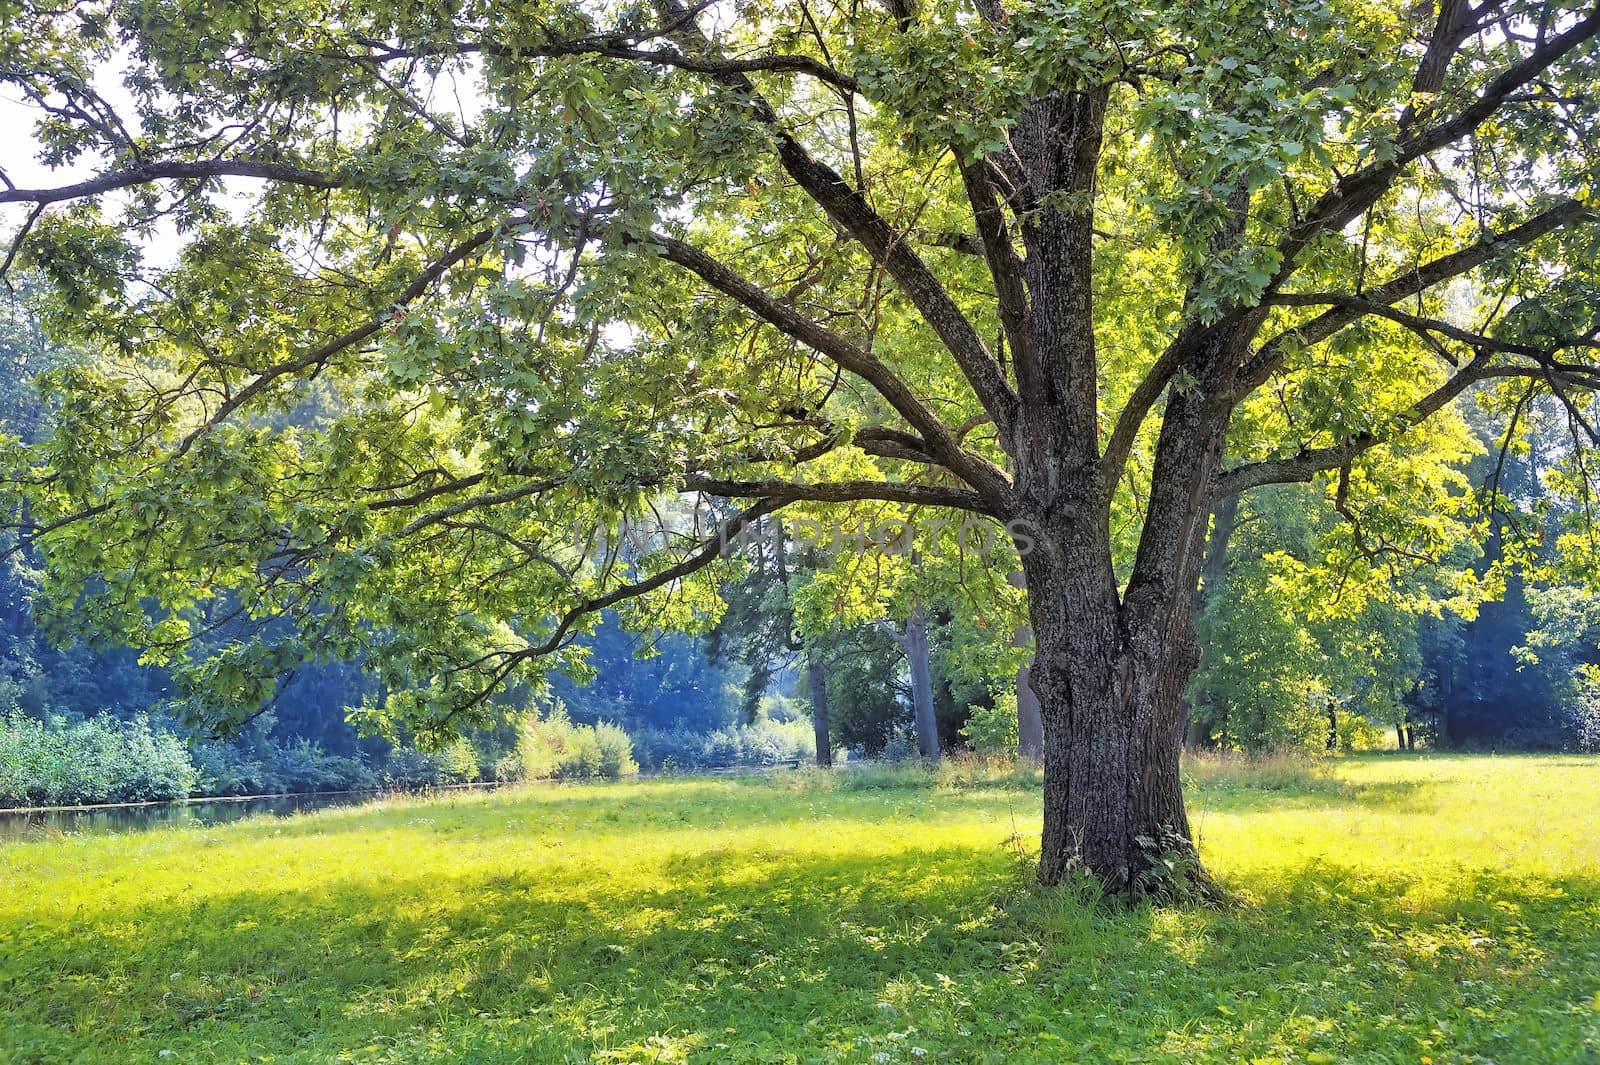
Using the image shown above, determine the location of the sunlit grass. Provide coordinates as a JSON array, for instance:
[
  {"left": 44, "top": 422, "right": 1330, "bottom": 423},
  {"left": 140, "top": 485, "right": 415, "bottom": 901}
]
[{"left": 2, "top": 754, "right": 1598, "bottom": 1063}]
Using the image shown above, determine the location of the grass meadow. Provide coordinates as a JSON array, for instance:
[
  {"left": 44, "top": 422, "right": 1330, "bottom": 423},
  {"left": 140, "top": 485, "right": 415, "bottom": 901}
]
[{"left": 1, "top": 754, "right": 1598, "bottom": 1064}]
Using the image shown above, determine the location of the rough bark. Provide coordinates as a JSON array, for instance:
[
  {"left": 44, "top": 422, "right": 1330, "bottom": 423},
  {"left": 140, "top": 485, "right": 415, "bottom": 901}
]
[
  {"left": 807, "top": 657, "right": 832, "bottom": 768},
  {"left": 1023, "top": 530, "right": 1200, "bottom": 894}
]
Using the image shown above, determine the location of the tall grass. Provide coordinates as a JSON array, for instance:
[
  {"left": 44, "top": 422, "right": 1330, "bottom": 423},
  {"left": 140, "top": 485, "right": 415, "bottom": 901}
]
[{"left": 1180, "top": 748, "right": 1340, "bottom": 794}]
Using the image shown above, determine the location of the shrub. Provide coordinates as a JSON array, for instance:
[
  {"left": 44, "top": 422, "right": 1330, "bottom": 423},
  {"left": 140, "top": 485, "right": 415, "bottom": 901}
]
[
  {"left": 629, "top": 720, "right": 812, "bottom": 771},
  {"left": 630, "top": 727, "right": 708, "bottom": 772},
  {"left": 880, "top": 734, "right": 919, "bottom": 763},
  {"left": 593, "top": 721, "right": 639, "bottom": 778},
  {"left": 271, "top": 739, "right": 378, "bottom": 793},
  {"left": 961, "top": 692, "right": 1020, "bottom": 755},
  {"left": 0, "top": 713, "right": 199, "bottom": 807},
  {"left": 191, "top": 742, "right": 271, "bottom": 797},
  {"left": 383, "top": 741, "right": 478, "bottom": 788},
  {"left": 517, "top": 704, "right": 638, "bottom": 781},
  {"left": 490, "top": 749, "right": 524, "bottom": 782}
]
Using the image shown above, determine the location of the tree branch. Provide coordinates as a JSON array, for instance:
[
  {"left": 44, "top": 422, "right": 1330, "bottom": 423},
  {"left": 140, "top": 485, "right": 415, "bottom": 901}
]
[
  {"left": 0, "top": 159, "right": 341, "bottom": 206},
  {"left": 957, "top": 157, "right": 1033, "bottom": 374},
  {"left": 684, "top": 473, "right": 996, "bottom": 514},
  {"left": 654, "top": 0, "right": 1020, "bottom": 440},
  {"left": 644, "top": 230, "right": 1012, "bottom": 503},
  {"left": 355, "top": 36, "right": 860, "bottom": 93},
  {"left": 1213, "top": 357, "right": 1551, "bottom": 499},
  {"left": 1270, "top": 5, "right": 1600, "bottom": 286},
  {"left": 1237, "top": 198, "right": 1595, "bottom": 396},
  {"left": 166, "top": 222, "right": 502, "bottom": 465}
]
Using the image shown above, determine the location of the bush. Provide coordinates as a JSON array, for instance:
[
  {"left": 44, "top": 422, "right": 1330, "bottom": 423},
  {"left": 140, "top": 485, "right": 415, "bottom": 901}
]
[
  {"left": 490, "top": 749, "right": 524, "bottom": 782},
  {"left": 629, "top": 719, "right": 814, "bottom": 771},
  {"left": 191, "top": 742, "right": 271, "bottom": 797},
  {"left": 630, "top": 727, "right": 708, "bottom": 772},
  {"left": 383, "top": 741, "right": 478, "bottom": 788},
  {"left": 0, "top": 713, "right": 199, "bottom": 807},
  {"left": 961, "top": 693, "right": 1020, "bottom": 755},
  {"left": 268, "top": 739, "right": 378, "bottom": 793},
  {"left": 195, "top": 738, "right": 378, "bottom": 796},
  {"left": 517, "top": 704, "right": 638, "bottom": 781},
  {"left": 592, "top": 721, "right": 638, "bottom": 778}
]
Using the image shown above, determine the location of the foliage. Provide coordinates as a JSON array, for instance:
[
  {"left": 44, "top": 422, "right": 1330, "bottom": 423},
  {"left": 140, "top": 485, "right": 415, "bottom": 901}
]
[
  {"left": 960, "top": 691, "right": 1020, "bottom": 756},
  {"left": 1569, "top": 666, "right": 1600, "bottom": 753},
  {"left": 2, "top": 756, "right": 1599, "bottom": 1062},
  {"left": 1188, "top": 478, "right": 1483, "bottom": 752},
  {"left": 552, "top": 612, "right": 742, "bottom": 733},
  {"left": 0, "top": 713, "right": 198, "bottom": 806},
  {"left": 381, "top": 742, "right": 479, "bottom": 788},
  {"left": 5, "top": 0, "right": 1594, "bottom": 755},
  {"left": 516, "top": 704, "right": 638, "bottom": 781}
]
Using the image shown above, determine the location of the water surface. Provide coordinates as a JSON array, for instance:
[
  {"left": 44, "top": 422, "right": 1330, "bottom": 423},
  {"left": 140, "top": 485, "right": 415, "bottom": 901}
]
[{"left": 0, "top": 788, "right": 461, "bottom": 842}]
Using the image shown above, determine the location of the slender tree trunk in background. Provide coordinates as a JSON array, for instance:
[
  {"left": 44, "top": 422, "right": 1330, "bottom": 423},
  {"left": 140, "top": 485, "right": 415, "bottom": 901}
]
[
  {"left": 1016, "top": 664, "right": 1045, "bottom": 760},
  {"left": 1184, "top": 493, "right": 1239, "bottom": 750},
  {"left": 807, "top": 657, "right": 832, "bottom": 768},
  {"left": 902, "top": 606, "right": 941, "bottom": 763},
  {"left": 1326, "top": 700, "right": 1339, "bottom": 750},
  {"left": 1007, "top": 571, "right": 1045, "bottom": 759}
]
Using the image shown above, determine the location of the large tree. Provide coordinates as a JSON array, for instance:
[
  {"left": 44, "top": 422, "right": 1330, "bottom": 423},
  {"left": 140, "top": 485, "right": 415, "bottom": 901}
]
[{"left": 3, "top": 0, "right": 1599, "bottom": 892}]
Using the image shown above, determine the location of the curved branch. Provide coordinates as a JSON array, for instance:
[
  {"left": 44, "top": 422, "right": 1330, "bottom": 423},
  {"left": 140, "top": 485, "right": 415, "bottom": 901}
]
[
  {"left": 1213, "top": 358, "right": 1553, "bottom": 499},
  {"left": 683, "top": 473, "right": 997, "bottom": 514},
  {"left": 0, "top": 159, "right": 341, "bottom": 206},
  {"left": 523, "top": 496, "right": 787, "bottom": 658},
  {"left": 166, "top": 222, "right": 503, "bottom": 465},
  {"left": 1268, "top": 291, "right": 1597, "bottom": 361},
  {"left": 645, "top": 230, "right": 1012, "bottom": 504},
  {"left": 1237, "top": 198, "right": 1595, "bottom": 397},
  {"left": 357, "top": 37, "right": 860, "bottom": 93},
  {"left": 1270, "top": 7, "right": 1600, "bottom": 287},
  {"left": 654, "top": 0, "right": 1019, "bottom": 439}
]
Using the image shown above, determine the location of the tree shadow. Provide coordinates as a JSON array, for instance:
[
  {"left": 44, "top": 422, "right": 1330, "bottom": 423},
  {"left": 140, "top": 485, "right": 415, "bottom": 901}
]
[{"left": 7, "top": 823, "right": 1599, "bottom": 1064}]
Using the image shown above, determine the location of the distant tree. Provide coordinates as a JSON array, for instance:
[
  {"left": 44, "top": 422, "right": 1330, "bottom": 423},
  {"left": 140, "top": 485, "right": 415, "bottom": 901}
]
[{"left": 5, "top": 1, "right": 1600, "bottom": 891}]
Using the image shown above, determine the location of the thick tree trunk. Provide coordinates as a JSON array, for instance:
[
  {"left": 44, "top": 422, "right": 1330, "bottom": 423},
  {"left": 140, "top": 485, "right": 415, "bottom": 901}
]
[
  {"left": 1015, "top": 336, "right": 1235, "bottom": 896},
  {"left": 902, "top": 605, "right": 941, "bottom": 763},
  {"left": 1019, "top": 514, "right": 1202, "bottom": 895},
  {"left": 1004, "top": 86, "right": 1237, "bottom": 896},
  {"left": 807, "top": 657, "right": 832, "bottom": 768}
]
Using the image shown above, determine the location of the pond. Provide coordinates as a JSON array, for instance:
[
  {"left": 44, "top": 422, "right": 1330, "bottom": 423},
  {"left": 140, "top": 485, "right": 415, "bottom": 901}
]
[{"left": 0, "top": 786, "right": 492, "bottom": 843}]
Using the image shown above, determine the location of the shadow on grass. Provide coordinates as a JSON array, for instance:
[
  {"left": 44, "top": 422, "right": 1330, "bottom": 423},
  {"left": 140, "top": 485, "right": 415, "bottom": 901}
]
[{"left": 6, "top": 828, "right": 1600, "bottom": 1064}]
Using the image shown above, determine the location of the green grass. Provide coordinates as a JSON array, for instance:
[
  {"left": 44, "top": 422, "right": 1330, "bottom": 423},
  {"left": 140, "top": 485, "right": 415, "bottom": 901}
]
[{"left": 2, "top": 754, "right": 1598, "bottom": 1064}]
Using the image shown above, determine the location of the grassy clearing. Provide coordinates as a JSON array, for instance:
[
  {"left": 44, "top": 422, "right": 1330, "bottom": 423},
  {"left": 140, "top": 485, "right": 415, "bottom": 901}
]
[{"left": 2, "top": 755, "right": 1598, "bottom": 1064}]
